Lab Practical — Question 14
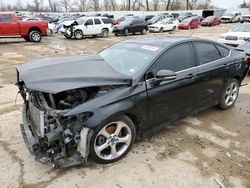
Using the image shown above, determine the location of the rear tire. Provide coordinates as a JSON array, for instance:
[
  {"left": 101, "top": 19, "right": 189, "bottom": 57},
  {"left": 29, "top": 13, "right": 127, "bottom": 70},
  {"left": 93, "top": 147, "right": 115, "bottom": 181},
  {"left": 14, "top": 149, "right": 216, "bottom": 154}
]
[
  {"left": 219, "top": 79, "right": 239, "bottom": 110},
  {"left": 89, "top": 115, "right": 136, "bottom": 164},
  {"left": 47, "top": 29, "right": 53, "bottom": 37},
  {"left": 141, "top": 28, "right": 147, "bottom": 35},
  {"left": 29, "top": 30, "right": 42, "bottom": 42},
  {"left": 159, "top": 27, "right": 163, "bottom": 33},
  {"left": 101, "top": 29, "right": 109, "bottom": 38},
  {"left": 124, "top": 29, "right": 129, "bottom": 36}
]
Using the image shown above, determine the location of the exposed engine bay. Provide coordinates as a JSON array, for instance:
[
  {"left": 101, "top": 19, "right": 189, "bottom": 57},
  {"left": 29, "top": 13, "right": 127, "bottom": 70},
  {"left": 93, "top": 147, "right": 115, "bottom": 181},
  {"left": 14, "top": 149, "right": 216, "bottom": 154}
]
[{"left": 18, "top": 81, "right": 121, "bottom": 168}]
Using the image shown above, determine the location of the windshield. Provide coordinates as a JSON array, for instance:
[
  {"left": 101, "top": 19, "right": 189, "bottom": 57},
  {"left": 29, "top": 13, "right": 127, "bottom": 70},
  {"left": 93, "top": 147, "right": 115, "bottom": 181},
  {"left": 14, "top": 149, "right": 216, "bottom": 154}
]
[
  {"left": 99, "top": 43, "right": 163, "bottom": 76},
  {"left": 182, "top": 17, "right": 192, "bottom": 23},
  {"left": 157, "top": 20, "right": 168, "bottom": 24},
  {"left": 204, "top": 16, "right": 214, "bottom": 21},
  {"left": 76, "top": 17, "right": 87, "bottom": 25},
  {"left": 232, "top": 25, "right": 250, "bottom": 32},
  {"left": 119, "top": 19, "right": 133, "bottom": 25},
  {"left": 224, "top": 13, "right": 233, "bottom": 17}
]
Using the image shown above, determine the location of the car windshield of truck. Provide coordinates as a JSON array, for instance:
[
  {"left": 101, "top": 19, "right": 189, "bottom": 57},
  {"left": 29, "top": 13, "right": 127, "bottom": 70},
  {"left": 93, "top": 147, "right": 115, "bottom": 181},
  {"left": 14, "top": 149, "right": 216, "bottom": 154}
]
[
  {"left": 232, "top": 25, "right": 250, "bottom": 32},
  {"left": 99, "top": 43, "right": 163, "bottom": 76},
  {"left": 76, "top": 17, "right": 87, "bottom": 25}
]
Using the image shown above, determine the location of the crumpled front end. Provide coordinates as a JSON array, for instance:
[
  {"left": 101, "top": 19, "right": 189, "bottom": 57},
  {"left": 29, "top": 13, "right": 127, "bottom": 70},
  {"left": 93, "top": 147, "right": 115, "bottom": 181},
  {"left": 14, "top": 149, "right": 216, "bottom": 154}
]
[{"left": 19, "top": 85, "right": 92, "bottom": 168}]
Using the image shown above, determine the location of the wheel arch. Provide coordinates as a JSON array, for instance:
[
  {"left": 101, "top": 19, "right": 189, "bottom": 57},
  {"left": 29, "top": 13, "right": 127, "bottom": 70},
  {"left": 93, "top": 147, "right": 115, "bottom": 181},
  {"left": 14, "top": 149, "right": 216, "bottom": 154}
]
[{"left": 29, "top": 27, "right": 41, "bottom": 34}]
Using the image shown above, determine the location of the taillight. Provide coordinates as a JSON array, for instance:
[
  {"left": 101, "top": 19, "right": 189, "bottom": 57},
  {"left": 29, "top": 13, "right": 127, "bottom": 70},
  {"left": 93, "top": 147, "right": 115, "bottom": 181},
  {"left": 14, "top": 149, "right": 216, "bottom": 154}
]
[{"left": 243, "top": 56, "right": 249, "bottom": 64}]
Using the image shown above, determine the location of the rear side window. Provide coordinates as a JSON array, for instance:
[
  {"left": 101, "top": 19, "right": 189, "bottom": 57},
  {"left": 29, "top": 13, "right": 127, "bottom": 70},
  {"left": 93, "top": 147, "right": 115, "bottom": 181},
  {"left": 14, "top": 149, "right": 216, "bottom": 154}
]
[
  {"left": 101, "top": 18, "right": 112, "bottom": 24},
  {"left": 215, "top": 45, "right": 230, "bottom": 57},
  {"left": 194, "top": 42, "right": 221, "bottom": 65},
  {"left": 0, "top": 14, "right": 12, "bottom": 22},
  {"left": 84, "top": 19, "right": 93, "bottom": 26},
  {"left": 156, "top": 43, "right": 195, "bottom": 72},
  {"left": 94, "top": 19, "right": 101, "bottom": 25}
]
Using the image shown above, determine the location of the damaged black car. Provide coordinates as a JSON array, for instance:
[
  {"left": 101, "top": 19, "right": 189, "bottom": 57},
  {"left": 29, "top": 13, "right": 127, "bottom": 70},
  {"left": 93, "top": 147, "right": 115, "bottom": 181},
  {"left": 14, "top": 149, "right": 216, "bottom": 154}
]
[{"left": 16, "top": 37, "right": 250, "bottom": 168}]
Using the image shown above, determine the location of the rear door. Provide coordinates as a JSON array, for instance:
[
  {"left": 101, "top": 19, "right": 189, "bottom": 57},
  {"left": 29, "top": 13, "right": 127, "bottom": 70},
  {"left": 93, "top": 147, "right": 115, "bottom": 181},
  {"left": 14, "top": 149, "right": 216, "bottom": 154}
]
[
  {"left": 0, "top": 14, "right": 19, "bottom": 35},
  {"left": 193, "top": 42, "right": 231, "bottom": 111},
  {"left": 94, "top": 18, "right": 102, "bottom": 34},
  {"left": 146, "top": 42, "right": 199, "bottom": 132}
]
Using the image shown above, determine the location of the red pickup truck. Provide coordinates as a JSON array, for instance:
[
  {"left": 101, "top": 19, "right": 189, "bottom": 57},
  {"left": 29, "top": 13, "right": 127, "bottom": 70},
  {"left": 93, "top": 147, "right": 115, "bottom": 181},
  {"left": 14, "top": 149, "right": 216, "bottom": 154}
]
[{"left": 0, "top": 13, "right": 48, "bottom": 42}]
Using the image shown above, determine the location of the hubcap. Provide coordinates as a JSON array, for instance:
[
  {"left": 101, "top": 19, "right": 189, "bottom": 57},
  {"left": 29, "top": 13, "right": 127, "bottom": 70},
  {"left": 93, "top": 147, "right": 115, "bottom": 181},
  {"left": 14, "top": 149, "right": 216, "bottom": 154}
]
[
  {"left": 75, "top": 31, "right": 82, "bottom": 39},
  {"left": 94, "top": 121, "right": 131, "bottom": 160},
  {"left": 224, "top": 82, "right": 238, "bottom": 106},
  {"left": 32, "top": 33, "right": 40, "bottom": 41}
]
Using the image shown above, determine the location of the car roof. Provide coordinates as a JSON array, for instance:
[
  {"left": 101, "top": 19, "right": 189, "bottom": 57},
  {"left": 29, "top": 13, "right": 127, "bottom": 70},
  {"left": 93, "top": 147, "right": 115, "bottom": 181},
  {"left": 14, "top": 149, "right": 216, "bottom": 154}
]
[
  {"left": 122, "top": 36, "right": 225, "bottom": 49},
  {"left": 122, "top": 37, "right": 196, "bottom": 47}
]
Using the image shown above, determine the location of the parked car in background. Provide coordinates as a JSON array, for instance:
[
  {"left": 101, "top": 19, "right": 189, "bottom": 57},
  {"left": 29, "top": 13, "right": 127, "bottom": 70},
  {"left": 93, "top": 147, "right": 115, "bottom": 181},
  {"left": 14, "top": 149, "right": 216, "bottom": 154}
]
[
  {"left": 242, "top": 14, "right": 250, "bottom": 22},
  {"left": 16, "top": 37, "right": 249, "bottom": 167},
  {"left": 178, "top": 16, "right": 200, "bottom": 29},
  {"left": 22, "top": 17, "right": 56, "bottom": 36},
  {"left": 147, "top": 13, "right": 170, "bottom": 25},
  {"left": 0, "top": 13, "right": 48, "bottom": 42},
  {"left": 219, "top": 24, "right": 250, "bottom": 46},
  {"left": 221, "top": 12, "right": 243, "bottom": 23},
  {"left": 201, "top": 16, "right": 220, "bottom": 26},
  {"left": 113, "top": 17, "right": 148, "bottom": 36},
  {"left": 60, "top": 17, "right": 112, "bottom": 39},
  {"left": 149, "top": 18, "right": 179, "bottom": 33},
  {"left": 178, "top": 12, "right": 193, "bottom": 21},
  {"left": 140, "top": 15, "right": 154, "bottom": 21}
]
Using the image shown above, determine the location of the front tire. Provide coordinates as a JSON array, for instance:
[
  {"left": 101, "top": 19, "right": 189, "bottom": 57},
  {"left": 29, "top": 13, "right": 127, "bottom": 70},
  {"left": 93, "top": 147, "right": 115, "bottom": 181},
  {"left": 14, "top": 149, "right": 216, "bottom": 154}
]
[
  {"left": 74, "top": 30, "right": 83, "bottom": 40},
  {"left": 29, "top": 30, "right": 42, "bottom": 42},
  {"left": 89, "top": 115, "right": 136, "bottom": 164},
  {"left": 219, "top": 79, "right": 239, "bottom": 110}
]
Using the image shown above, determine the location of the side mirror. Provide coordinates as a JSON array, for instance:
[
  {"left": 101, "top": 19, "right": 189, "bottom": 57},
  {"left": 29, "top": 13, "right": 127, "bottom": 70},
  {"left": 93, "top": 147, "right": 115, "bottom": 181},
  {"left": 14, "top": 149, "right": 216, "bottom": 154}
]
[{"left": 156, "top": 70, "right": 176, "bottom": 81}]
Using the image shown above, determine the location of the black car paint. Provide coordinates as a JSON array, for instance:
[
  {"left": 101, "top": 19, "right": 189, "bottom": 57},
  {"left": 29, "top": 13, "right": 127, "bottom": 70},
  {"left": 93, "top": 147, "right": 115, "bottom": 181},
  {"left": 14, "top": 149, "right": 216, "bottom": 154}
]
[
  {"left": 17, "top": 55, "right": 131, "bottom": 93},
  {"left": 112, "top": 19, "right": 148, "bottom": 35},
  {"left": 17, "top": 37, "right": 249, "bottom": 167}
]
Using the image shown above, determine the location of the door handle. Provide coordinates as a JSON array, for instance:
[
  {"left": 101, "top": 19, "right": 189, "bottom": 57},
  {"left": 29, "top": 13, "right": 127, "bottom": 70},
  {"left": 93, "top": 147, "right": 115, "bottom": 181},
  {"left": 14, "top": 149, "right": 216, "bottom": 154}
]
[{"left": 186, "top": 73, "right": 196, "bottom": 78}]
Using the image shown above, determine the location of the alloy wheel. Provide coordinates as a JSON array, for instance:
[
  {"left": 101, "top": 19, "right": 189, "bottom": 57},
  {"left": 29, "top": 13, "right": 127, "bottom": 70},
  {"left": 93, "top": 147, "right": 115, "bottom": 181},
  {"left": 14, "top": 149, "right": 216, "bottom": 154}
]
[
  {"left": 94, "top": 121, "right": 132, "bottom": 160},
  {"left": 224, "top": 82, "right": 239, "bottom": 107}
]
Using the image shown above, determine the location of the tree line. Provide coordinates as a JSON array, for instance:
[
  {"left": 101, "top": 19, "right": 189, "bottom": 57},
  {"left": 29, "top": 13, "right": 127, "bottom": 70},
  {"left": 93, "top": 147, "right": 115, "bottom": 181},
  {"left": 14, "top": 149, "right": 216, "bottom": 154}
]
[{"left": 0, "top": 0, "right": 246, "bottom": 12}]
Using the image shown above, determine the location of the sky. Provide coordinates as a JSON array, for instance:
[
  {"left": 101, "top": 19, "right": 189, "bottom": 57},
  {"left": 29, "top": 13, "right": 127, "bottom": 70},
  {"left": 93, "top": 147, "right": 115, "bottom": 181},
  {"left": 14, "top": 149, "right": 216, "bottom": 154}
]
[{"left": 4, "top": 0, "right": 247, "bottom": 9}]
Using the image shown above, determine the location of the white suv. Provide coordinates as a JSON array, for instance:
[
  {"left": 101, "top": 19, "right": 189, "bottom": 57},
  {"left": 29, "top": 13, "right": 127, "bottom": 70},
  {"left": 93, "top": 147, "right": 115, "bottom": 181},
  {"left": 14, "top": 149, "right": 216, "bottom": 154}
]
[{"left": 61, "top": 17, "right": 113, "bottom": 39}]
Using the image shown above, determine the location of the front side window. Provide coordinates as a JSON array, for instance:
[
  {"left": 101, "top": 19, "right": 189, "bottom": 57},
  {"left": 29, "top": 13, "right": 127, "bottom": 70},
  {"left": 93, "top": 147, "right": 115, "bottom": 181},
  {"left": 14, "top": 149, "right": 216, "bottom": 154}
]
[
  {"left": 156, "top": 43, "right": 195, "bottom": 72},
  {"left": 0, "top": 15, "right": 12, "bottom": 22},
  {"left": 84, "top": 19, "right": 93, "bottom": 26},
  {"left": 194, "top": 42, "right": 221, "bottom": 65}
]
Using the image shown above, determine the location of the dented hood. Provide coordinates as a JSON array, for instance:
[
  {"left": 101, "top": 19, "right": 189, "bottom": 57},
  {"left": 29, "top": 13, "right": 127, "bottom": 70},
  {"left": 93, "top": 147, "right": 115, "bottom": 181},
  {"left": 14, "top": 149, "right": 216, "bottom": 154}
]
[{"left": 17, "top": 55, "right": 132, "bottom": 94}]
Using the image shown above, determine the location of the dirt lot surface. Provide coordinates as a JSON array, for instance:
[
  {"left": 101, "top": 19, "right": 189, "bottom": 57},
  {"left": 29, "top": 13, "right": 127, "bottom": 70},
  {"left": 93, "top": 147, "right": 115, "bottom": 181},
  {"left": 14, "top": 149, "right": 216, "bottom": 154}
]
[{"left": 0, "top": 23, "right": 249, "bottom": 188}]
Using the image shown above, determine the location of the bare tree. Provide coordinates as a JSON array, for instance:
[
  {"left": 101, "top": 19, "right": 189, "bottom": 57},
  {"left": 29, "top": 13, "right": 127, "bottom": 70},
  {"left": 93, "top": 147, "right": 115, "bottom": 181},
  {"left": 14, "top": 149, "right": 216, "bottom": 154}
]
[
  {"left": 91, "top": 0, "right": 100, "bottom": 11},
  {"left": 15, "top": 0, "right": 24, "bottom": 10},
  {"left": 152, "top": 0, "right": 159, "bottom": 10},
  {"left": 60, "top": 0, "right": 72, "bottom": 12},
  {"left": 27, "top": 0, "right": 44, "bottom": 11},
  {"left": 0, "top": 0, "right": 7, "bottom": 11},
  {"left": 48, "top": 0, "right": 58, "bottom": 12},
  {"left": 145, "top": 0, "right": 149, "bottom": 11}
]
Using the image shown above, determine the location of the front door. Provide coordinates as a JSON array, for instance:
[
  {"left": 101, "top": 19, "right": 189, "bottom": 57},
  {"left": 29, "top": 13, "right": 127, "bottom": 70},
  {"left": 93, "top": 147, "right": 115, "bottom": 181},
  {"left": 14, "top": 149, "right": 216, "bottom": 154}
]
[
  {"left": 83, "top": 19, "right": 95, "bottom": 35},
  {"left": 0, "top": 14, "right": 19, "bottom": 35},
  {"left": 145, "top": 42, "right": 198, "bottom": 132}
]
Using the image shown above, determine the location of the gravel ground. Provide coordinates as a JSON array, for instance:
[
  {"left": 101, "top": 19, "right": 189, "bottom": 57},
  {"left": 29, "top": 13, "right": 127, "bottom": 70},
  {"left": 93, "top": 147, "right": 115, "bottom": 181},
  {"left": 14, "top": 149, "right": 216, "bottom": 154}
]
[{"left": 0, "top": 23, "right": 249, "bottom": 188}]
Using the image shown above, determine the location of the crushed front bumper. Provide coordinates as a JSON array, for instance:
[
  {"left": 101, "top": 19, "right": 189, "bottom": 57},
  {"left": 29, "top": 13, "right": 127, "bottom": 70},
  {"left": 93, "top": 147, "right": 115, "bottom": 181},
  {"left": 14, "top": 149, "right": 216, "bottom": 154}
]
[{"left": 20, "top": 102, "right": 88, "bottom": 168}]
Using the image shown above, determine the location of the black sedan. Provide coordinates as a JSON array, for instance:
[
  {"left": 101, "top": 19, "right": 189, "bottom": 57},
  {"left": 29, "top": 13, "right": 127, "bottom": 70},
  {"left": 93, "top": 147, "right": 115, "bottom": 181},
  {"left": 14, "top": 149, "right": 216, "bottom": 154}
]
[
  {"left": 113, "top": 18, "right": 148, "bottom": 36},
  {"left": 16, "top": 37, "right": 249, "bottom": 168}
]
